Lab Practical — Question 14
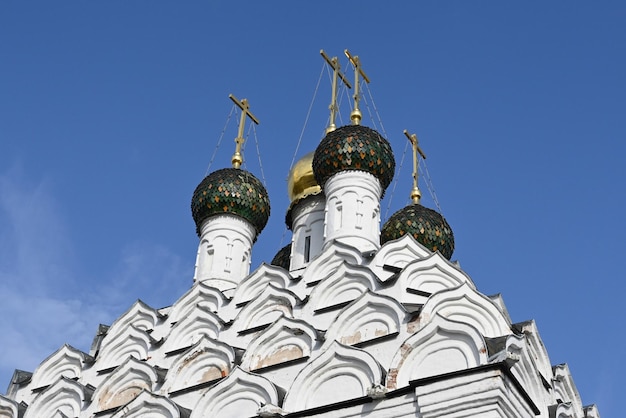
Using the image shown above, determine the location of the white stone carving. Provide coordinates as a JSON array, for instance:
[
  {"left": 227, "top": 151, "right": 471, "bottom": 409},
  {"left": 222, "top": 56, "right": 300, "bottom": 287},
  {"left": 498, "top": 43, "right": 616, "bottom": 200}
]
[
  {"left": 241, "top": 316, "right": 318, "bottom": 371},
  {"left": 517, "top": 320, "right": 555, "bottom": 388},
  {"left": 300, "top": 239, "right": 362, "bottom": 286},
  {"left": 189, "top": 367, "right": 279, "bottom": 418},
  {"left": 283, "top": 341, "right": 383, "bottom": 412},
  {"left": 96, "top": 325, "right": 152, "bottom": 370},
  {"left": 110, "top": 390, "right": 185, "bottom": 418},
  {"left": 106, "top": 300, "right": 160, "bottom": 335},
  {"left": 553, "top": 363, "right": 584, "bottom": 416},
  {"left": 23, "top": 378, "right": 85, "bottom": 418},
  {"left": 387, "top": 314, "right": 488, "bottom": 389},
  {"left": 551, "top": 402, "right": 576, "bottom": 418},
  {"left": 231, "top": 263, "right": 292, "bottom": 306},
  {"left": 162, "top": 306, "right": 223, "bottom": 353},
  {"left": 89, "top": 356, "right": 158, "bottom": 413},
  {"left": 395, "top": 252, "right": 475, "bottom": 306},
  {"left": 164, "top": 336, "right": 235, "bottom": 393},
  {"left": 29, "top": 344, "right": 87, "bottom": 390},
  {"left": 0, "top": 395, "right": 18, "bottom": 418},
  {"left": 370, "top": 234, "right": 431, "bottom": 281},
  {"left": 324, "top": 291, "right": 405, "bottom": 347},
  {"left": 489, "top": 333, "right": 547, "bottom": 413},
  {"left": 305, "top": 262, "right": 377, "bottom": 312},
  {"left": 232, "top": 284, "right": 298, "bottom": 332},
  {"left": 419, "top": 282, "right": 511, "bottom": 338},
  {"left": 167, "top": 282, "right": 226, "bottom": 326}
]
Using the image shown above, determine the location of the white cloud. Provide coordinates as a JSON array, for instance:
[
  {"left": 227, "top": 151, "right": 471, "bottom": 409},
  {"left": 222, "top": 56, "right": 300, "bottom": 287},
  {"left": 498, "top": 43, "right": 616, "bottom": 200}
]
[{"left": 0, "top": 166, "right": 191, "bottom": 392}]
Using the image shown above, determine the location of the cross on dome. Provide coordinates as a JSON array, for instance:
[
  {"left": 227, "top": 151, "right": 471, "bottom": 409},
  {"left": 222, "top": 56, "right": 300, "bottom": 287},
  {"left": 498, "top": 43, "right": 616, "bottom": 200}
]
[
  {"left": 404, "top": 129, "right": 427, "bottom": 204},
  {"left": 229, "top": 93, "right": 260, "bottom": 169},
  {"left": 320, "top": 49, "right": 352, "bottom": 134},
  {"left": 344, "top": 49, "right": 370, "bottom": 126}
]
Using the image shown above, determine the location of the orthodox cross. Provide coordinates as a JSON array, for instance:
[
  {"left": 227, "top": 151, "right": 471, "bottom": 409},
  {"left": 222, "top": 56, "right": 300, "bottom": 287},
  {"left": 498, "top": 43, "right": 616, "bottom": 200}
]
[
  {"left": 321, "top": 49, "right": 352, "bottom": 134},
  {"left": 229, "top": 93, "right": 260, "bottom": 169},
  {"left": 404, "top": 129, "right": 427, "bottom": 204},
  {"left": 344, "top": 49, "right": 370, "bottom": 125}
]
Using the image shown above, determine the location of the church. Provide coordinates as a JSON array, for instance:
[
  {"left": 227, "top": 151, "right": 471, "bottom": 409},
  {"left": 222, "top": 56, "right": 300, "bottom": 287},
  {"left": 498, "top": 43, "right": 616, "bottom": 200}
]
[{"left": 0, "top": 50, "right": 600, "bottom": 417}]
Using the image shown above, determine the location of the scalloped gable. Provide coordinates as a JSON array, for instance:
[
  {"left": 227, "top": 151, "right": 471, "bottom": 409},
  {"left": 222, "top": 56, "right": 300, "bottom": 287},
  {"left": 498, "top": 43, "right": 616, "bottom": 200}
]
[
  {"left": 387, "top": 314, "right": 488, "bottom": 390},
  {"left": 395, "top": 252, "right": 475, "bottom": 303},
  {"left": 0, "top": 395, "right": 19, "bottom": 418},
  {"left": 167, "top": 283, "right": 227, "bottom": 326},
  {"left": 106, "top": 300, "right": 160, "bottom": 335},
  {"left": 231, "top": 284, "right": 299, "bottom": 332},
  {"left": 370, "top": 234, "right": 431, "bottom": 281},
  {"left": 189, "top": 367, "right": 279, "bottom": 418},
  {"left": 300, "top": 240, "right": 363, "bottom": 285},
  {"left": 282, "top": 341, "right": 383, "bottom": 413},
  {"left": 29, "top": 344, "right": 90, "bottom": 390},
  {"left": 488, "top": 333, "right": 548, "bottom": 411},
  {"left": 553, "top": 363, "right": 584, "bottom": 413},
  {"left": 162, "top": 306, "right": 223, "bottom": 354},
  {"left": 231, "top": 262, "right": 292, "bottom": 306},
  {"left": 89, "top": 356, "right": 159, "bottom": 414},
  {"left": 514, "top": 319, "right": 554, "bottom": 386},
  {"left": 23, "top": 377, "right": 86, "bottom": 418},
  {"left": 324, "top": 291, "right": 406, "bottom": 347},
  {"left": 164, "top": 336, "right": 235, "bottom": 393},
  {"left": 110, "top": 390, "right": 188, "bottom": 418},
  {"left": 95, "top": 325, "right": 154, "bottom": 370},
  {"left": 419, "top": 282, "right": 512, "bottom": 338},
  {"left": 304, "top": 261, "right": 377, "bottom": 313},
  {"left": 240, "top": 316, "right": 318, "bottom": 371}
]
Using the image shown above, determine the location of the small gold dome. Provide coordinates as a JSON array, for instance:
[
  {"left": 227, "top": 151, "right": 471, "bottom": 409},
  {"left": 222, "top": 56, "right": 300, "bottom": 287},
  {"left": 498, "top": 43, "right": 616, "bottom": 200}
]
[{"left": 287, "top": 151, "right": 321, "bottom": 202}]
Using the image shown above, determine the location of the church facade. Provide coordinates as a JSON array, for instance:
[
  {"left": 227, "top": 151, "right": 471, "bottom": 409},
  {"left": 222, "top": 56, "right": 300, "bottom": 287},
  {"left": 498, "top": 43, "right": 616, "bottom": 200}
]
[{"left": 0, "top": 52, "right": 600, "bottom": 418}]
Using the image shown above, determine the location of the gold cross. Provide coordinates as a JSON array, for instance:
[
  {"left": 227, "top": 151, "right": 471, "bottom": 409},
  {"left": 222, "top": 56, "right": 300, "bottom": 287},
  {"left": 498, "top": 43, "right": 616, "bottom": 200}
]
[
  {"left": 404, "top": 129, "right": 427, "bottom": 204},
  {"left": 345, "top": 49, "right": 370, "bottom": 125},
  {"left": 229, "top": 94, "right": 260, "bottom": 169},
  {"left": 321, "top": 49, "right": 352, "bottom": 134}
]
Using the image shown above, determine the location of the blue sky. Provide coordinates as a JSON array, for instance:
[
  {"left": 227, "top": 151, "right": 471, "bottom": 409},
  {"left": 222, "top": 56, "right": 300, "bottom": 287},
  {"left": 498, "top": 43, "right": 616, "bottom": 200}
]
[{"left": 1, "top": 2, "right": 624, "bottom": 414}]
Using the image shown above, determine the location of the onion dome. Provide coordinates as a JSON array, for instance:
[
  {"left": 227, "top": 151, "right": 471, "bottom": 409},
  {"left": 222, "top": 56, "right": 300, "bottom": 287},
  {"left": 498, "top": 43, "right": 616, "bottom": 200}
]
[
  {"left": 191, "top": 168, "right": 270, "bottom": 238},
  {"left": 381, "top": 204, "right": 455, "bottom": 260},
  {"left": 285, "top": 152, "right": 322, "bottom": 229},
  {"left": 271, "top": 243, "right": 291, "bottom": 270},
  {"left": 312, "top": 125, "right": 395, "bottom": 192}
]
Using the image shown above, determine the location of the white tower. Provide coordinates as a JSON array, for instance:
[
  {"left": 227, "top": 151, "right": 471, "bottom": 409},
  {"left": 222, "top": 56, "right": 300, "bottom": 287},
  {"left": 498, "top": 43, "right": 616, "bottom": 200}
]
[{"left": 190, "top": 95, "right": 270, "bottom": 290}]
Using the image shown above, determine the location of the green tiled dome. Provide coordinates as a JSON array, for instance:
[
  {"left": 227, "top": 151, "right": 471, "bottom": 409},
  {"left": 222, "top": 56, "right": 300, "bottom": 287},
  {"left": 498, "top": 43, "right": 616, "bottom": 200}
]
[
  {"left": 381, "top": 204, "right": 454, "bottom": 260},
  {"left": 191, "top": 168, "right": 270, "bottom": 238},
  {"left": 312, "top": 125, "right": 395, "bottom": 192},
  {"left": 271, "top": 243, "right": 291, "bottom": 270}
]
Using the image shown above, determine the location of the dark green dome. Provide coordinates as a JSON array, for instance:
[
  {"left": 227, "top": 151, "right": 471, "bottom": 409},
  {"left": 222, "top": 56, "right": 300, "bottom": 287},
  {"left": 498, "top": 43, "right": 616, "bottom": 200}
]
[
  {"left": 191, "top": 168, "right": 270, "bottom": 238},
  {"left": 381, "top": 204, "right": 454, "bottom": 260},
  {"left": 271, "top": 243, "right": 291, "bottom": 270},
  {"left": 312, "top": 125, "right": 395, "bottom": 192}
]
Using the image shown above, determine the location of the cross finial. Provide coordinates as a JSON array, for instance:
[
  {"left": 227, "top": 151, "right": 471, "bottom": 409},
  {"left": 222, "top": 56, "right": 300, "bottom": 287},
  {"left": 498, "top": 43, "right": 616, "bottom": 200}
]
[
  {"left": 404, "top": 129, "right": 427, "bottom": 204},
  {"left": 321, "top": 49, "right": 352, "bottom": 134},
  {"left": 229, "top": 94, "right": 260, "bottom": 169},
  {"left": 345, "top": 49, "right": 370, "bottom": 126}
]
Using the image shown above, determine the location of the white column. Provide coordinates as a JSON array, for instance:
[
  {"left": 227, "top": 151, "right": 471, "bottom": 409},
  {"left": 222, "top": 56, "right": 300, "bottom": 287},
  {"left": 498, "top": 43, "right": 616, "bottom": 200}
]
[
  {"left": 289, "top": 194, "right": 325, "bottom": 272},
  {"left": 193, "top": 214, "right": 255, "bottom": 291},
  {"left": 322, "top": 170, "right": 382, "bottom": 253}
]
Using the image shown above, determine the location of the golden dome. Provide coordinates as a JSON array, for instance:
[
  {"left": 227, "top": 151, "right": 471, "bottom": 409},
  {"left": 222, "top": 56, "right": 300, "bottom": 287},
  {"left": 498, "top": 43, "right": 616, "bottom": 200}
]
[{"left": 287, "top": 152, "right": 321, "bottom": 202}]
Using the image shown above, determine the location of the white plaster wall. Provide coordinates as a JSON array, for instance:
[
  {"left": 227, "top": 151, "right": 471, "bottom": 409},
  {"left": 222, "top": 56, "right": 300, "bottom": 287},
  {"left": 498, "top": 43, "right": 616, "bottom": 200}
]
[
  {"left": 323, "top": 171, "right": 382, "bottom": 253},
  {"left": 193, "top": 214, "right": 255, "bottom": 289}
]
